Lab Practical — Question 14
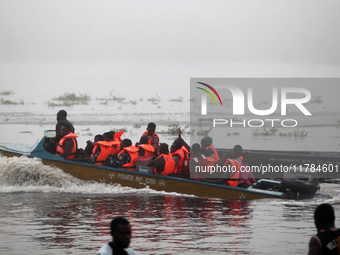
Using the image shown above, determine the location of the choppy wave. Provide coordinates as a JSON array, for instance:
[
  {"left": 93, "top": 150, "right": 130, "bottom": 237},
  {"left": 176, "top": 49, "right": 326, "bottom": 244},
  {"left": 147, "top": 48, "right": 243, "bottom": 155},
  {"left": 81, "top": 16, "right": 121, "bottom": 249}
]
[{"left": 0, "top": 155, "right": 186, "bottom": 196}]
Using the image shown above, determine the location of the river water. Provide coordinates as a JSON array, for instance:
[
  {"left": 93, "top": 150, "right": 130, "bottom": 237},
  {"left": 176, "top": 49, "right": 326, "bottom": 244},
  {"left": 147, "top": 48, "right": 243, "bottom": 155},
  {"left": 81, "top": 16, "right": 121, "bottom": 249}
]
[
  {"left": 1, "top": 62, "right": 340, "bottom": 254},
  {"left": 0, "top": 155, "right": 340, "bottom": 255}
]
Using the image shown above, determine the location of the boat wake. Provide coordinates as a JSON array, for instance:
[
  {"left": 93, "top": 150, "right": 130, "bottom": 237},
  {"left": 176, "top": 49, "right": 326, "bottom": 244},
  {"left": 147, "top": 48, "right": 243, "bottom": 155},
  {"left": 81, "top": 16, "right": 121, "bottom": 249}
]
[{"left": 0, "top": 154, "right": 186, "bottom": 196}]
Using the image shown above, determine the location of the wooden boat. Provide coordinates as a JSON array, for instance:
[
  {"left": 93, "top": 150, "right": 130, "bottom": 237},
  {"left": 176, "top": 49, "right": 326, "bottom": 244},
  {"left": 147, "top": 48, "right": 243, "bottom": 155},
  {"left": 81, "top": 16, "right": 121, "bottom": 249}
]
[{"left": 0, "top": 130, "right": 325, "bottom": 200}]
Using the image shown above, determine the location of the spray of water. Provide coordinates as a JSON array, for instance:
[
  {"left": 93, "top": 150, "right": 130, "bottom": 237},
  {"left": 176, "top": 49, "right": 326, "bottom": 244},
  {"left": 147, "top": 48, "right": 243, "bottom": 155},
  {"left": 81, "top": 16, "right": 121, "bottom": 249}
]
[{"left": 0, "top": 154, "right": 188, "bottom": 196}]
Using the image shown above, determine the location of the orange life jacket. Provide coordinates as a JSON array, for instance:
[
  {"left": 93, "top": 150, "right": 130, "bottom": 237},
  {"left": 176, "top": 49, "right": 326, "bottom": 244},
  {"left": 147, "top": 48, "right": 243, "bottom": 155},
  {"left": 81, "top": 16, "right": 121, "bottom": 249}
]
[
  {"left": 117, "top": 145, "right": 139, "bottom": 170},
  {"left": 55, "top": 132, "right": 78, "bottom": 159},
  {"left": 154, "top": 154, "right": 176, "bottom": 176},
  {"left": 137, "top": 144, "right": 155, "bottom": 157},
  {"left": 205, "top": 144, "right": 220, "bottom": 163},
  {"left": 91, "top": 141, "right": 117, "bottom": 165},
  {"left": 142, "top": 131, "right": 160, "bottom": 146},
  {"left": 223, "top": 158, "right": 241, "bottom": 187},
  {"left": 113, "top": 131, "right": 124, "bottom": 142},
  {"left": 109, "top": 141, "right": 121, "bottom": 155},
  {"left": 171, "top": 147, "right": 186, "bottom": 175}
]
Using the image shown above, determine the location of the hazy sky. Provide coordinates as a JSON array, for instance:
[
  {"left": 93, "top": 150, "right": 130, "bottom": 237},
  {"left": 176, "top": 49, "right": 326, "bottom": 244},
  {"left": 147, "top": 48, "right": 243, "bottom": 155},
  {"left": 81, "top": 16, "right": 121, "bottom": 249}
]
[{"left": 1, "top": 0, "right": 340, "bottom": 64}]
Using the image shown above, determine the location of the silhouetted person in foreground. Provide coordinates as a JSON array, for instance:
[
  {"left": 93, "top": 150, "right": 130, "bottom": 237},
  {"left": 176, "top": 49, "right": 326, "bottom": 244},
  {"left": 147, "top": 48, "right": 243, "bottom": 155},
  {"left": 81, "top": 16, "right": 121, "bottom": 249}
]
[
  {"left": 308, "top": 203, "right": 340, "bottom": 255},
  {"left": 97, "top": 217, "right": 137, "bottom": 255}
]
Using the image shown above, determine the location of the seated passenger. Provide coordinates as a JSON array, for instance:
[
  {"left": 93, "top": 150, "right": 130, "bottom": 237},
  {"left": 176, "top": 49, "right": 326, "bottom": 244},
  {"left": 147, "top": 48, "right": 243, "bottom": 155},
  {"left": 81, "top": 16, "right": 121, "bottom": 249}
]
[
  {"left": 177, "top": 128, "right": 190, "bottom": 152},
  {"left": 102, "top": 132, "right": 121, "bottom": 155},
  {"left": 238, "top": 152, "right": 257, "bottom": 188},
  {"left": 171, "top": 138, "right": 187, "bottom": 176},
  {"left": 142, "top": 122, "right": 159, "bottom": 150},
  {"left": 147, "top": 143, "right": 176, "bottom": 176},
  {"left": 55, "top": 110, "right": 75, "bottom": 147},
  {"left": 189, "top": 143, "right": 212, "bottom": 181},
  {"left": 79, "top": 134, "right": 104, "bottom": 158},
  {"left": 91, "top": 138, "right": 119, "bottom": 166},
  {"left": 136, "top": 136, "right": 155, "bottom": 157},
  {"left": 232, "top": 145, "right": 243, "bottom": 162},
  {"left": 202, "top": 146, "right": 242, "bottom": 187},
  {"left": 105, "top": 139, "right": 138, "bottom": 170},
  {"left": 200, "top": 136, "right": 220, "bottom": 164},
  {"left": 109, "top": 130, "right": 124, "bottom": 142},
  {"left": 177, "top": 128, "right": 191, "bottom": 178},
  {"left": 55, "top": 124, "right": 78, "bottom": 159},
  {"left": 103, "top": 132, "right": 112, "bottom": 142},
  {"left": 222, "top": 155, "right": 241, "bottom": 187}
]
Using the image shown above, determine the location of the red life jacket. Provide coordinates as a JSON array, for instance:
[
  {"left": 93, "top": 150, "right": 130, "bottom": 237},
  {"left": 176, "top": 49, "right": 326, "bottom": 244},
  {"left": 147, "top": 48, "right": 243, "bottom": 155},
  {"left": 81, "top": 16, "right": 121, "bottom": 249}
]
[
  {"left": 137, "top": 144, "right": 155, "bottom": 157},
  {"left": 223, "top": 158, "right": 241, "bottom": 187},
  {"left": 171, "top": 147, "right": 186, "bottom": 175},
  {"left": 55, "top": 132, "right": 78, "bottom": 159},
  {"left": 142, "top": 131, "right": 159, "bottom": 146},
  {"left": 91, "top": 141, "right": 117, "bottom": 165},
  {"left": 205, "top": 144, "right": 220, "bottom": 163},
  {"left": 117, "top": 145, "right": 139, "bottom": 170},
  {"left": 153, "top": 154, "right": 176, "bottom": 176}
]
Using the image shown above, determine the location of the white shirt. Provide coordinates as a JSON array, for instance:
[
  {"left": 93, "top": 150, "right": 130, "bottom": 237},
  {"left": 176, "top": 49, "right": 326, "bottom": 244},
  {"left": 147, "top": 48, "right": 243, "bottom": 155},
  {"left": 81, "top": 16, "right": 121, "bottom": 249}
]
[{"left": 97, "top": 244, "right": 137, "bottom": 255}]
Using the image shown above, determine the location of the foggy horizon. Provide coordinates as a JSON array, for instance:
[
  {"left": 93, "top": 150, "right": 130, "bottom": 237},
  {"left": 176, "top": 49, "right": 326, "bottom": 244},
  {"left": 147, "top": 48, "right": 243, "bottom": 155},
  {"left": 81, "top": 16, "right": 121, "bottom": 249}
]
[{"left": 1, "top": 0, "right": 340, "bottom": 65}]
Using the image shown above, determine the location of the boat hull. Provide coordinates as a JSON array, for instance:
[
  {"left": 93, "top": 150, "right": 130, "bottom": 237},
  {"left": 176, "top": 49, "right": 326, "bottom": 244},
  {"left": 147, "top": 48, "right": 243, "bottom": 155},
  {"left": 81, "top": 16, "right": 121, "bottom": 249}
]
[{"left": 0, "top": 131, "right": 286, "bottom": 200}]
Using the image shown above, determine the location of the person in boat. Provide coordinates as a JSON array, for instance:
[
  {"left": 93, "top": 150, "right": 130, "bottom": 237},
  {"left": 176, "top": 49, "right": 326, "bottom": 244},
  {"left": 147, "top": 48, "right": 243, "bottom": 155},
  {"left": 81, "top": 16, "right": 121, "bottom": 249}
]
[
  {"left": 109, "top": 130, "right": 124, "bottom": 142},
  {"left": 237, "top": 151, "right": 257, "bottom": 188},
  {"left": 91, "top": 137, "right": 121, "bottom": 166},
  {"left": 79, "top": 134, "right": 104, "bottom": 158},
  {"left": 171, "top": 138, "right": 188, "bottom": 177},
  {"left": 142, "top": 122, "right": 159, "bottom": 150},
  {"left": 177, "top": 128, "right": 190, "bottom": 152},
  {"left": 97, "top": 217, "right": 137, "bottom": 255},
  {"left": 201, "top": 145, "right": 242, "bottom": 187},
  {"left": 176, "top": 128, "right": 191, "bottom": 178},
  {"left": 136, "top": 136, "right": 155, "bottom": 157},
  {"left": 200, "top": 136, "right": 220, "bottom": 164},
  {"left": 232, "top": 144, "right": 243, "bottom": 161},
  {"left": 221, "top": 145, "right": 243, "bottom": 187},
  {"left": 189, "top": 143, "right": 214, "bottom": 181},
  {"left": 55, "top": 124, "right": 78, "bottom": 159},
  {"left": 102, "top": 131, "right": 121, "bottom": 155},
  {"left": 105, "top": 139, "right": 138, "bottom": 170},
  {"left": 55, "top": 110, "right": 75, "bottom": 146},
  {"left": 308, "top": 203, "right": 340, "bottom": 255},
  {"left": 147, "top": 143, "right": 176, "bottom": 176},
  {"left": 103, "top": 132, "right": 112, "bottom": 142}
]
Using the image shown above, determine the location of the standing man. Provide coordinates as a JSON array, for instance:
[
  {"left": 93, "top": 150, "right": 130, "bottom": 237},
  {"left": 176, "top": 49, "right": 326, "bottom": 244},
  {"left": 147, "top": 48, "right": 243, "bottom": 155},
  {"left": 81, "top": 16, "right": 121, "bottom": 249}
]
[
  {"left": 97, "top": 217, "right": 137, "bottom": 255},
  {"left": 55, "top": 110, "right": 75, "bottom": 145},
  {"left": 142, "top": 122, "right": 159, "bottom": 150},
  {"left": 308, "top": 203, "right": 340, "bottom": 255}
]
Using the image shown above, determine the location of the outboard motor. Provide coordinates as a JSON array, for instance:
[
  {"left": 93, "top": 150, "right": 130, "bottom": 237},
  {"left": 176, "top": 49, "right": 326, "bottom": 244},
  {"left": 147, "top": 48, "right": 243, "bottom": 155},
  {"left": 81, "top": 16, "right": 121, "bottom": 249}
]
[{"left": 280, "top": 169, "right": 320, "bottom": 199}]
